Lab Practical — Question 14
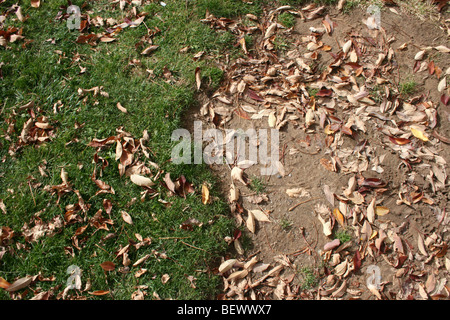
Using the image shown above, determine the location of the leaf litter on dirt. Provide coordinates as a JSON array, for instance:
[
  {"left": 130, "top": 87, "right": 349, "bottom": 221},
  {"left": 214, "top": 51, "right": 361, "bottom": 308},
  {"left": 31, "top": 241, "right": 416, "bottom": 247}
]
[{"left": 197, "top": 2, "right": 450, "bottom": 300}]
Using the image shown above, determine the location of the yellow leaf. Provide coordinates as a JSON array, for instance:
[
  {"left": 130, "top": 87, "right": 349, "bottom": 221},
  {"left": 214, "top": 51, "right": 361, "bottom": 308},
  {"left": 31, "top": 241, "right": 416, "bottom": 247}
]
[
  {"left": 333, "top": 208, "right": 345, "bottom": 227},
  {"left": 375, "top": 206, "right": 390, "bottom": 216},
  {"left": 0, "top": 277, "right": 11, "bottom": 289},
  {"left": 89, "top": 290, "right": 110, "bottom": 296},
  {"left": 201, "top": 183, "right": 210, "bottom": 205},
  {"left": 411, "top": 127, "right": 429, "bottom": 142}
]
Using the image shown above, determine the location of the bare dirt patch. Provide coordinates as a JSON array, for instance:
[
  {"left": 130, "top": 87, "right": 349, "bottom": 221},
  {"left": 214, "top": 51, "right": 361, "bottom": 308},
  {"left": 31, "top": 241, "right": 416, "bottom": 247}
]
[{"left": 184, "top": 3, "right": 450, "bottom": 300}]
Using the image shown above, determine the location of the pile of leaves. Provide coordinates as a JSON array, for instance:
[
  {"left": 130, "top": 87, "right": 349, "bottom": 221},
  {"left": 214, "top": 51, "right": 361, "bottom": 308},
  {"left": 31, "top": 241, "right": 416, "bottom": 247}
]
[{"left": 199, "top": 2, "right": 449, "bottom": 300}]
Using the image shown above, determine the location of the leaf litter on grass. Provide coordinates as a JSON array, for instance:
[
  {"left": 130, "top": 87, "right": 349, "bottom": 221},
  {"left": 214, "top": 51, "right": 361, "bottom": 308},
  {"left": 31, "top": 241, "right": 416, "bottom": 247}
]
[
  {"left": 0, "top": 0, "right": 235, "bottom": 300},
  {"left": 197, "top": 2, "right": 450, "bottom": 300}
]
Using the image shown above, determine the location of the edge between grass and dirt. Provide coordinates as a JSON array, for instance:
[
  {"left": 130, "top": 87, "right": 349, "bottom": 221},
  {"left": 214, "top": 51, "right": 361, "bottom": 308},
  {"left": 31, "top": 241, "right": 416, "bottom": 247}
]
[{"left": 0, "top": 0, "right": 273, "bottom": 300}]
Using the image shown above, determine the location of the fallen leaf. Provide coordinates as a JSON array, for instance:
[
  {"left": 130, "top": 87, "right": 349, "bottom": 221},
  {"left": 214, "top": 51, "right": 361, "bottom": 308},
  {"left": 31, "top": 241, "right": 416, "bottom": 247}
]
[
  {"left": 100, "top": 261, "right": 115, "bottom": 272},
  {"left": 268, "top": 111, "right": 276, "bottom": 128},
  {"left": 130, "top": 174, "right": 155, "bottom": 187},
  {"left": 375, "top": 206, "right": 390, "bottom": 216},
  {"left": 324, "top": 239, "right": 340, "bottom": 251},
  {"left": 219, "top": 259, "right": 237, "bottom": 273},
  {"left": 418, "top": 233, "right": 428, "bottom": 256},
  {"left": 202, "top": 183, "right": 210, "bottom": 205},
  {"left": 414, "top": 50, "right": 425, "bottom": 60},
  {"left": 5, "top": 276, "right": 33, "bottom": 292},
  {"left": 246, "top": 210, "right": 256, "bottom": 233},
  {"left": 434, "top": 45, "right": 450, "bottom": 53},
  {"left": 121, "top": 210, "right": 133, "bottom": 225},
  {"left": 0, "top": 277, "right": 11, "bottom": 289},
  {"left": 229, "top": 183, "right": 239, "bottom": 202},
  {"left": 249, "top": 209, "right": 271, "bottom": 222},
  {"left": 141, "top": 45, "right": 159, "bottom": 55},
  {"left": 195, "top": 67, "right": 201, "bottom": 91},
  {"left": 164, "top": 173, "right": 177, "bottom": 194},
  {"left": 342, "top": 40, "right": 352, "bottom": 54},
  {"left": 231, "top": 166, "right": 246, "bottom": 185},
  {"left": 161, "top": 274, "right": 170, "bottom": 284},
  {"left": 31, "top": 0, "right": 40, "bottom": 8},
  {"left": 411, "top": 127, "right": 429, "bottom": 142},
  {"left": 286, "top": 187, "right": 310, "bottom": 198},
  {"left": 438, "top": 77, "right": 446, "bottom": 92},
  {"left": 333, "top": 208, "right": 345, "bottom": 227},
  {"left": 388, "top": 136, "right": 411, "bottom": 145},
  {"left": 89, "top": 290, "right": 110, "bottom": 296},
  {"left": 116, "top": 102, "right": 128, "bottom": 113}
]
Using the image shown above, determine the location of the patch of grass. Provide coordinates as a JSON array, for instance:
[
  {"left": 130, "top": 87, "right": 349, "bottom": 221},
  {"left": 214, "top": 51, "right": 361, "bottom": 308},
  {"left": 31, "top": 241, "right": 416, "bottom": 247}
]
[
  {"left": 369, "top": 85, "right": 383, "bottom": 103},
  {"left": 334, "top": 229, "right": 352, "bottom": 243},
  {"left": 279, "top": 0, "right": 307, "bottom": 6},
  {"left": 343, "top": 0, "right": 358, "bottom": 13},
  {"left": 278, "top": 216, "right": 293, "bottom": 231},
  {"left": 273, "top": 35, "right": 291, "bottom": 53},
  {"left": 307, "top": 87, "right": 319, "bottom": 98},
  {"left": 278, "top": 12, "right": 296, "bottom": 28},
  {"left": 399, "top": 79, "right": 418, "bottom": 97},
  {"left": 298, "top": 266, "right": 319, "bottom": 290},
  {"left": 248, "top": 176, "right": 266, "bottom": 194},
  {"left": 0, "top": 0, "right": 262, "bottom": 300},
  {"left": 195, "top": 0, "right": 263, "bottom": 18}
]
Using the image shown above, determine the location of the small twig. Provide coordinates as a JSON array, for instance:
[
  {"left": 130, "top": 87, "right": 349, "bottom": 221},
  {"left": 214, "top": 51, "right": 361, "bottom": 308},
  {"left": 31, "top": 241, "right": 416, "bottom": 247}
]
[
  {"left": 180, "top": 240, "right": 209, "bottom": 253},
  {"left": 288, "top": 197, "right": 320, "bottom": 212},
  {"left": 158, "top": 236, "right": 191, "bottom": 240},
  {"left": 0, "top": 98, "right": 8, "bottom": 115},
  {"left": 287, "top": 247, "right": 308, "bottom": 256},
  {"left": 27, "top": 181, "right": 36, "bottom": 206},
  {"left": 263, "top": 226, "right": 275, "bottom": 254}
]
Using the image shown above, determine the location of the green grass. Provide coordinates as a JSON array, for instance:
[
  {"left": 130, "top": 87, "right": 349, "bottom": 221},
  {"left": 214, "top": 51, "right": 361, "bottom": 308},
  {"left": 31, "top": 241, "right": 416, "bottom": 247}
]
[
  {"left": 307, "top": 87, "right": 319, "bottom": 98},
  {"left": 278, "top": 12, "right": 296, "bottom": 28},
  {"left": 0, "top": 0, "right": 265, "bottom": 300},
  {"left": 248, "top": 176, "right": 266, "bottom": 194},
  {"left": 298, "top": 266, "right": 319, "bottom": 290},
  {"left": 399, "top": 79, "right": 418, "bottom": 97},
  {"left": 278, "top": 216, "right": 293, "bottom": 231},
  {"left": 334, "top": 229, "right": 352, "bottom": 243}
]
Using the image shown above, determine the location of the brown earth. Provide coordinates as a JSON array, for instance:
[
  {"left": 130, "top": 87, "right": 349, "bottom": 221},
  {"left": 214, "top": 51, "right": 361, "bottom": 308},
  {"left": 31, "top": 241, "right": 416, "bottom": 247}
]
[{"left": 184, "top": 3, "right": 450, "bottom": 300}]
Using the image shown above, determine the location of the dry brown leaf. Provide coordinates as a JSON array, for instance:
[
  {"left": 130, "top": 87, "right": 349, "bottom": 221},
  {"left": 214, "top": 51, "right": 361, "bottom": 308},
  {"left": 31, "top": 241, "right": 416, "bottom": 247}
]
[
  {"left": 229, "top": 183, "right": 239, "bottom": 202},
  {"left": 195, "top": 67, "right": 201, "bottom": 91},
  {"left": 130, "top": 174, "right": 155, "bottom": 187},
  {"left": 375, "top": 206, "right": 390, "bottom": 216},
  {"left": 250, "top": 209, "right": 271, "bottom": 222},
  {"left": 286, "top": 187, "right": 310, "bottom": 198},
  {"left": 89, "top": 290, "right": 110, "bottom": 296},
  {"left": 121, "top": 210, "right": 133, "bottom": 225},
  {"left": 5, "top": 276, "right": 33, "bottom": 292},
  {"left": 246, "top": 210, "right": 256, "bottom": 233},
  {"left": 31, "top": 0, "right": 40, "bottom": 8},
  {"left": 116, "top": 102, "right": 128, "bottom": 113},
  {"left": 100, "top": 261, "right": 115, "bottom": 272},
  {"left": 161, "top": 274, "right": 170, "bottom": 284},
  {"left": 141, "top": 45, "right": 159, "bottom": 55},
  {"left": 231, "top": 166, "right": 246, "bottom": 185},
  {"left": 219, "top": 259, "right": 237, "bottom": 273},
  {"left": 367, "top": 198, "right": 376, "bottom": 223}
]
